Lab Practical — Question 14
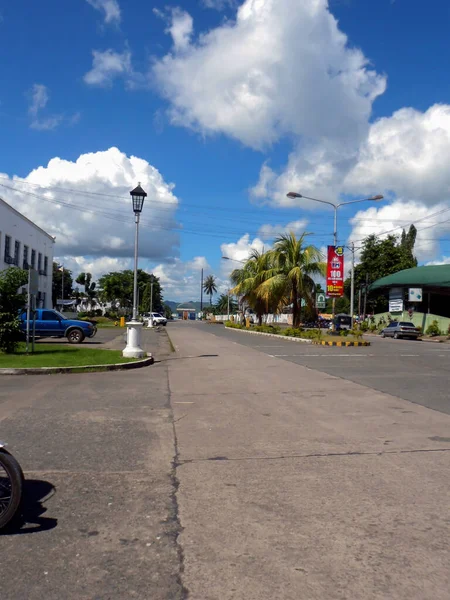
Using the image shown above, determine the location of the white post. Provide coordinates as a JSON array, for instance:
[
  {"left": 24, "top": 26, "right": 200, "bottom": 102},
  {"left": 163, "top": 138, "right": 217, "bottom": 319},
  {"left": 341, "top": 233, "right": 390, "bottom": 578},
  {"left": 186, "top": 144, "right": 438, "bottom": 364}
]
[
  {"left": 227, "top": 289, "right": 230, "bottom": 321},
  {"left": 26, "top": 268, "right": 31, "bottom": 354},
  {"left": 123, "top": 213, "right": 145, "bottom": 358}
]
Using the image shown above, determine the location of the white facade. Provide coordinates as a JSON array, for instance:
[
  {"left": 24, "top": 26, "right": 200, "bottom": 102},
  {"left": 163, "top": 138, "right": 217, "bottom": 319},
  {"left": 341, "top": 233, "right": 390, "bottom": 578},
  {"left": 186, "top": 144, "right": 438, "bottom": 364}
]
[{"left": 0, "top": 196, "right": 54, "bottom": 308}]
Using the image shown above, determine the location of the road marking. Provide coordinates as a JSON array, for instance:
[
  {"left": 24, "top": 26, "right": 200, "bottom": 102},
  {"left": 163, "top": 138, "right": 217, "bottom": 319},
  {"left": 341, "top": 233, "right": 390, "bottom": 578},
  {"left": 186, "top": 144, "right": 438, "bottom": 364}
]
[
  {"left": 271, "top": 354, "right": 370, "bottom": 358},
  {"left": 400, "top": 354, "right": 419, "bottom": 357},
  {"left": 174, "top": 402, "right": 195, "bottom": 404}
]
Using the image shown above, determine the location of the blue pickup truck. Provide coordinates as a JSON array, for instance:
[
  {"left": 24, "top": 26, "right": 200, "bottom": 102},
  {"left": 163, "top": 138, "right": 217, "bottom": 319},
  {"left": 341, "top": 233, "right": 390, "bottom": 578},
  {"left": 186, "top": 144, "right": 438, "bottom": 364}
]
[{"left": 20, "top": 309, "right": 97, "bottom": 343}]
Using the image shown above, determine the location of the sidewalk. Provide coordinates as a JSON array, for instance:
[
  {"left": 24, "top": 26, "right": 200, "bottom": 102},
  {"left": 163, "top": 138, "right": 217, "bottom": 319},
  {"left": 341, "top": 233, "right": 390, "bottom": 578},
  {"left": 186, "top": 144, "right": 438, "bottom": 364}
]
[{"left": 168, "top": 323, "right": 450, "bottom": 600}]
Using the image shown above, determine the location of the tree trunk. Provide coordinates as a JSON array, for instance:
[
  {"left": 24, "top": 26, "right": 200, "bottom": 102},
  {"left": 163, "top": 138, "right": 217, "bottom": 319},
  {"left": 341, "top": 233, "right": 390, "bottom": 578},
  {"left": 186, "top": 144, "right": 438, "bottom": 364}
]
[{"left": 258, "top": 314, "right": 262, "bottom": 326}]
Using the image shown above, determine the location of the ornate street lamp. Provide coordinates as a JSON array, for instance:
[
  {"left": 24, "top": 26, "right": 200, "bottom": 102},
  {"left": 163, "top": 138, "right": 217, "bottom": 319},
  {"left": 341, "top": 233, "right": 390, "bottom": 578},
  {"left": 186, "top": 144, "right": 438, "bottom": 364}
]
[{"left": 123, "top": 183, "right": 147, "bottom": 358}]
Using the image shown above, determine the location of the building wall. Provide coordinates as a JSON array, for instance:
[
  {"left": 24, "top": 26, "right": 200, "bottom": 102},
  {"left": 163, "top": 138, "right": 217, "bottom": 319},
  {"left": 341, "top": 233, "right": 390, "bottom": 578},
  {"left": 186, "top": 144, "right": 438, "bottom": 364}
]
[
  {"left": 0, "top": 197, "right": 54, "bottom": 308},
  {"left": 373, "top": 311, "right": 450, "bottom": 334}
]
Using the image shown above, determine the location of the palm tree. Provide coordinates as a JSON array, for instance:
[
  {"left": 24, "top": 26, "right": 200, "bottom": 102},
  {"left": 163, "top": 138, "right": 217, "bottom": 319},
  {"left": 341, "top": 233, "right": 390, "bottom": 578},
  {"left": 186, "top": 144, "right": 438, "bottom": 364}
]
[
  {"left": 215, "top": 293, "right": 237, "bottom": 315},
  {"left": 230, "top": 249, "right": 276, "bottom": 325},
  {"left": 258, "top": 232, "right": 325, "bottom": 327},
  {"left": 76, "top": 272, "right": 97, "bottom": 310},
  {"left": 203, "top": 275, "right": 218, "bottom": 306}
]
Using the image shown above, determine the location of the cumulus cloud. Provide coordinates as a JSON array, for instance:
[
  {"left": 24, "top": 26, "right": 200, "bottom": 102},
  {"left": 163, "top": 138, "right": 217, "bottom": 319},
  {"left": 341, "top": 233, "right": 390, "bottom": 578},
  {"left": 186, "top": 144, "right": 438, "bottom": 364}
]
[
  {"left": 348, "top": 200, "right": 450, "bottom": 262},
  {"left": 166, "top": 8, "right": 194, "bottom": 52},
  {"left": 0, "top": 147, "right": 179, "bottom": 273},
  {"left": 86, "top": 0, "right": 121, "bottom": 24},
  {"left": 83, "top": 49, "right": 143, "bottom": 88},
  {"left": 56, "top": 256, "right": 132, "bottom": 282},
  {"left": 152, "top": 0, "right": 385, "bottom": 150},
  {"left": 27, "top": 84, "right": 67, "bottom": 131},
  {"left": 344, "top": 104, "right": 450, "bottom": 204},
  {"left": 152, "top": 257, "right": 213, "bottom": 301},
  {"left": 220, "top": 233, "right": 267, "bottom": 276},
  {"left": 258, "top": 219, "right": 308, "bottom": 240}
]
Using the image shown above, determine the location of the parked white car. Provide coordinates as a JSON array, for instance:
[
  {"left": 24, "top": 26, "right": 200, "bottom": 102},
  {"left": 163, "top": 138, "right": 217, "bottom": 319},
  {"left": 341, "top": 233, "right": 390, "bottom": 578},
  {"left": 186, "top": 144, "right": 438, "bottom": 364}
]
[{"left": 144, "top": 312, "right": 167, "bottom": 326}]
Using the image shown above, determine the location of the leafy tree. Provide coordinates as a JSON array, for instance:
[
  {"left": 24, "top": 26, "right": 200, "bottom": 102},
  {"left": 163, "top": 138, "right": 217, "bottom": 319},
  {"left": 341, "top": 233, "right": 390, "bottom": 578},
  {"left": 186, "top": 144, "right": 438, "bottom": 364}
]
[
  {"left": 76, "top": 272, "right": 96, "bottom": 300},
  {"left": 203, "top": 275, "right": 217, "bottom": 306},
  {"left": 0, "top": 267, "right": 28, "bottom": 353},
  {"left": 52, "top": 263, "right": 73, "bottom": 307},
  {"left": 163, "top": 304, "right": 173, "bottom": 319},
  {"left": 347, "top": 226, "right": 418, "bottom": 313},
  {"left": 98, "top": 270, "right": 163, "bottom": 313}
]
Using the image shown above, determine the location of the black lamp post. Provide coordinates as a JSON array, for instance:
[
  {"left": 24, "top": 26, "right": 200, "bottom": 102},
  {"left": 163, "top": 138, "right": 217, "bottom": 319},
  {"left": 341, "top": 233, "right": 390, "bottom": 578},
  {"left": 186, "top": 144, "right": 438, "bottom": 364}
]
[{"left": 130, "top": 184, "right": 147, "bottom": 321}]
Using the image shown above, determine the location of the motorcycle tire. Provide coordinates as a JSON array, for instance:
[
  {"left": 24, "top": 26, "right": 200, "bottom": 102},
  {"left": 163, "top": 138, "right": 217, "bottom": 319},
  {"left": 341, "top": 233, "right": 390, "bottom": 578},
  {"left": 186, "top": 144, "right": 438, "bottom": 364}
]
[{"left": 0, "top": 450, "right": 24, "bottom": 529}]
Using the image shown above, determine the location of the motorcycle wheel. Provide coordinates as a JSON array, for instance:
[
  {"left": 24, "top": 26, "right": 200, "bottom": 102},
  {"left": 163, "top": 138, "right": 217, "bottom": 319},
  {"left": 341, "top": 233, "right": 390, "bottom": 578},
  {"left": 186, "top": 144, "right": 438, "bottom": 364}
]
[{"left": 0, "top": 450, "right": 23, "bottom": 529}]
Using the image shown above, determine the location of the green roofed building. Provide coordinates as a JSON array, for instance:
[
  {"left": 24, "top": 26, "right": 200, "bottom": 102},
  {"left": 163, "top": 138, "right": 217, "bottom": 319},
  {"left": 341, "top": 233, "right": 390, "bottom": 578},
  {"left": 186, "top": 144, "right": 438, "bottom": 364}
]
[{"left": 369, "top": 264, "right": 450, "bottom": 331}]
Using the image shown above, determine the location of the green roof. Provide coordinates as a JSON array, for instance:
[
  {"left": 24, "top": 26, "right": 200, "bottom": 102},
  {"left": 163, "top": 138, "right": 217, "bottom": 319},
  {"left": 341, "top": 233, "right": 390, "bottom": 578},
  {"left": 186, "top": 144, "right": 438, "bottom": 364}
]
[{"left": 370, "top": 265, "right": 450, "bottom": 291}]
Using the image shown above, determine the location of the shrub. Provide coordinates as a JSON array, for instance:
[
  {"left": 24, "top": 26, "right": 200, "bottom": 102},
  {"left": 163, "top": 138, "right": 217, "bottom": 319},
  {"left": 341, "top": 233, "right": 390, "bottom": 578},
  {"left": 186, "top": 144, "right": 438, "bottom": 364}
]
[
  {"left": 426, "top": 320, "right": 441, "bottom": 337},
  {"left": 77, "top": 311, "right": 88, "bottom": 318},
  {"left": 340, "top": 329, "right": 349, "bottom": 337},
  {"left": 351, "top": 329, "right": 363, "bottom": 340},
  {"left": 282, "top": 327, "right": 304, "bottom": 337},
  {"left": 359, "top": 321, "right": 369, "bottom": 332},
  {"left": 0, "top": 267, "right": 28, "bottom": 353}
]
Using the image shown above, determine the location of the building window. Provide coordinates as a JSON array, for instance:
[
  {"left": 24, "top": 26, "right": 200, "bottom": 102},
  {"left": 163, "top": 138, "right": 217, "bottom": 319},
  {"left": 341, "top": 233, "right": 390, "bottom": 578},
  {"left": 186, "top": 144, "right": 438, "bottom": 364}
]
[
  {"left": 44, "top": 255, "right": 48, "bottom": 276},
  {"left": 4, "top": 235, "right": 11, "bottom": 262},
  {"left": 38, "top": 252, "right": 42, "bottom": 273},
  {"left": 23, "top": 245, "right": 29, "bottom": 269},
  {"left": 14, "top": 240, "right": 20, "bottom": 266},
  {"left": 31, "top": 249, "right": 36, "bottom": 269}
]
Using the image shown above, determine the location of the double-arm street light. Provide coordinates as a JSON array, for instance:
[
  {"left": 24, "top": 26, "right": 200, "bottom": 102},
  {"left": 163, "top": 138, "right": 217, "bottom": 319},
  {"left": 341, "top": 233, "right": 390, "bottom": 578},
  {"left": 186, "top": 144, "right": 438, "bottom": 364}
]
[
  {"left": 123, "top": 183, "right": 147, "bottom": 358},
  {"left": 286, "top": 191, "right": 383, "bottom": 326}
]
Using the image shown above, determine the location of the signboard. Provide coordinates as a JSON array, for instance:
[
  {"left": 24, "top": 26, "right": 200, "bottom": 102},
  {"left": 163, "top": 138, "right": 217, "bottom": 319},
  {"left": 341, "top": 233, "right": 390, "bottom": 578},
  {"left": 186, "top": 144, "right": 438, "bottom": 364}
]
[
  {"left": 408, "top": 288, "right": 423, "bottom": 302},
  {"left": 326, "top": 246, "right": 344, "bottom": 297},
  {"left": 316, "top": 293, "right": 326, "bottom": 309},
  {"left": 389, "top": 299, "right": 403, "bottom": 313},
  {"left": 29, "top": 268, "right": 39, "bottom": 295}
]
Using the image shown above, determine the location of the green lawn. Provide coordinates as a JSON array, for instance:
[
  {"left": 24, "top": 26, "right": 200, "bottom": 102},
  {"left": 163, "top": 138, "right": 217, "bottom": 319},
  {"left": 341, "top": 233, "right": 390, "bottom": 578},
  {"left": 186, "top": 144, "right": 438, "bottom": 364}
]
[{"left": 0, "top": 344, "right": 138, "bottom": 368}]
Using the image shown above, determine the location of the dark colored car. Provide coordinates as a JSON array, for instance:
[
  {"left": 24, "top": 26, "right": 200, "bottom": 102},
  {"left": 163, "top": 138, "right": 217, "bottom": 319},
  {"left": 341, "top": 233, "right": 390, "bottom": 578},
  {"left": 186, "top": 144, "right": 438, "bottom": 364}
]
[
  {"left": 20, "top": 308, "right": 97, "bottom": 343},
  {"left": 381, "top": 321, "right": 420, "bottom": 340}
]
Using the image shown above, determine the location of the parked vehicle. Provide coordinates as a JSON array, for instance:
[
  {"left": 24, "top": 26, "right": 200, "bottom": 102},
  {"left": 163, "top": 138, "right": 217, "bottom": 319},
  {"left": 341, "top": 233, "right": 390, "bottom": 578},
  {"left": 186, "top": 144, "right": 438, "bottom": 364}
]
[
  {"left": 330, "top": 314, "right": 352, "bottom": 331},
  {"left": 0, "top": 442, "right": 23, "bottom": 529},
  {"left": 20, "top": 309, "right": 97, "bottom": 343},
  {"left": 144, "top": 312, "right": 167, "bottom": 326},
  {"left": 381, "top": 321, "right": 421, "bottom": 340}
]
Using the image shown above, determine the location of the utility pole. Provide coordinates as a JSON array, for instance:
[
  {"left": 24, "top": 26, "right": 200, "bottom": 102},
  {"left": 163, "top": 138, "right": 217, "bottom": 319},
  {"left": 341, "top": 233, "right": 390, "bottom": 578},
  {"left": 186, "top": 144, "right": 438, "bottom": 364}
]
[
  {"left": 358, "top": 287, "right": 362, "bottom": 319},
  {"left": 350, "top": 242, "right": 355, "bottom": 328},
  {"left": 200, "top": 268, "right": 204, "bottom": 312},
  {"left": 227, "top": 289, "right": 230, "bottom": 321},
  {"left": 61, "top": 266, "right": 64, "bottom": 311},
  {"left": 363, "top": 273, "right": 369, "bottom": 320}
]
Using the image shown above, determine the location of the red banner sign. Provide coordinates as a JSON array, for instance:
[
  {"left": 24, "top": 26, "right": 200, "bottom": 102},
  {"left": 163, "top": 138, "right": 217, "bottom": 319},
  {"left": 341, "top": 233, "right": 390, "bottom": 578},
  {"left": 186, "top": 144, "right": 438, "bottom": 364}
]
[{"left": 326, "top": 246, "right": 344, "bottom": 297}]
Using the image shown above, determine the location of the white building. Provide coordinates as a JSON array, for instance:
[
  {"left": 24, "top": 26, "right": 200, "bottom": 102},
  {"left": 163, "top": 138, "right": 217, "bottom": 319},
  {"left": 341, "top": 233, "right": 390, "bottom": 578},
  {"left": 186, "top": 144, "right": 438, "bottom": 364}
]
[{"left": 0, "top": 196, "right": 54, "bottom": 308}]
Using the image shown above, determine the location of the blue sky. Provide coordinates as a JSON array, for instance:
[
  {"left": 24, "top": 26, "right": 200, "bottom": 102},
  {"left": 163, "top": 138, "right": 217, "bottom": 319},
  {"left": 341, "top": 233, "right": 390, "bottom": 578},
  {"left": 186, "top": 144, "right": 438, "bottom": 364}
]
[{"left": 1, "top": 0, "right": 450, "bottom": 300}]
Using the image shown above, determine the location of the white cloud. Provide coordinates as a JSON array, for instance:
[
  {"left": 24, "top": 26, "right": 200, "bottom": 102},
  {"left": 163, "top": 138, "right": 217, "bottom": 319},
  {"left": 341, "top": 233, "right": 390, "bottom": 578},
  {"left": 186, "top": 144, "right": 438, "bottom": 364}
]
[
  {"left": 202, "top": 0, "right": 236, "bottom": 10},
  {"left": 258, "top": 219, "right": 308, "bottom": 240},
  {"left": 152, "top": 0, "right": 385, "bottom": 150},
  {"left": 344, "top": 104, "right": 450, "bottom": 204},
  {"left": 348, "top": 200, "right": 450, "bottom": 262},
  {"left": 152, "top": 257, "right": 212, "bottom": 301},
  {"left": 84, "top": 49, "right": 132, "bottom": 86},
  {"left": 167, "top": 8, "right": 193, "bottom": 52},
  {"left": 220, "top": 233, "right": 267, "bottom": 276},
  {"left": 426, "top": 256, "right": 450, "bottom": 266},
  {"left": 56, "top": 256, "right": 132, "bottom": 282},
  {"left": 86, "top": 0, "right": 121, "bottom": 24},
  {"left": 27, "top": 83, "right": 77, "bottom": 131},
  {"left": 0, "top": 147, "right": 179, "bottom": 273}
]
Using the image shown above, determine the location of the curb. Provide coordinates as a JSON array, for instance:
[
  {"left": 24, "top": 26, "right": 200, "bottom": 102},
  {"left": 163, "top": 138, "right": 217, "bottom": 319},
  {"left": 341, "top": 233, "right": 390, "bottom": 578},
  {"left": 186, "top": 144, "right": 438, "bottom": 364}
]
[
  {"left": 225, "top": 327, "right": 312, "bottom": 343},
  {"left": 313, "top": 340, "right": 370, "bottom": 347},
  {"left": 0, "top": 355, "right": 154, "bottom": 376}
]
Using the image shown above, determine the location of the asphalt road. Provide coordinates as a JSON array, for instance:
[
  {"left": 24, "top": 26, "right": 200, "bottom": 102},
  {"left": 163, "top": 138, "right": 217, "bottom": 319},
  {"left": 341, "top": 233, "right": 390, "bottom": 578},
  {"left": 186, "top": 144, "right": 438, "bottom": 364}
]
[{"left": 196, "top": 323, "right": 450, "bottom": 415}]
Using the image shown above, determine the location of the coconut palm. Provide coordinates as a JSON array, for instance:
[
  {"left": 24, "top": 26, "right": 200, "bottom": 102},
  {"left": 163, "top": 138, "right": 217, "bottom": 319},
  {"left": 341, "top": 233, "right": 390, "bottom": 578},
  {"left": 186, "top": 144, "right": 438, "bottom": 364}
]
[
  {"left": 258, "top": 232, "right": 325, "bottom": 327},
  {"left": 215, "top": 293, "right": 237, "bottom": 315},
  {"left": 230, "top": 249, "right": 276, "bottom": 325},
  {"left": 203, "top": 275, "right": 218, "bottom": 306}
]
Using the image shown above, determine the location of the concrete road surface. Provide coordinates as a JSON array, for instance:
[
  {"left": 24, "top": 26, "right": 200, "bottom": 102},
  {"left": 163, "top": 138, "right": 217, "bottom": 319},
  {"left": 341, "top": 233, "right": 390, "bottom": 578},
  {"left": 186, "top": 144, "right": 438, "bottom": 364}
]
[
  {"left": 0, "top": 328, "right": 185, "bottom": 600},
  {"left": 198, "top": 322, "right": 450, "bottom": 414},
  {"left": 168, "top": 322, "right": 450, "bottom": 600}
]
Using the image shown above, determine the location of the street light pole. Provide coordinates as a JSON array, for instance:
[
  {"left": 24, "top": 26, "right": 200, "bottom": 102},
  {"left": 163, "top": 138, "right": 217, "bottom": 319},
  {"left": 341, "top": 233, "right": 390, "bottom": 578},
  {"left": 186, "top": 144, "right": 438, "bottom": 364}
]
[
  {"left": 286, "top": 192, "right": 383, "bottom": 328},
  {"left": 350, "top": 241, "right": 355, "bottom": 328},
  {"left": 123, "top": 183, "right": 147, "bottom": 359}
]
